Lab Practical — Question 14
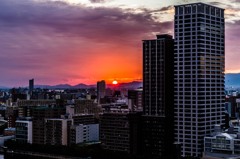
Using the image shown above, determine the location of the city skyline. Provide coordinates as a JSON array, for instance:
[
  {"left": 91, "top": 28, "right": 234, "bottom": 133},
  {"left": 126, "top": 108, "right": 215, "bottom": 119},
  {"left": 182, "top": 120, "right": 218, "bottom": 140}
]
[{"left": 0, "top": 0, "right": 239, "bottom": 87}]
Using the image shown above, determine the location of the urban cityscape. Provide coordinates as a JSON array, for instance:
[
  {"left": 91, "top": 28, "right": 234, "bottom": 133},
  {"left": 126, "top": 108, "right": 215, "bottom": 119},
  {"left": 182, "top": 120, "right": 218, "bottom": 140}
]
[{"left": 0, "top": 0, "right": 240, "bottom": 159}]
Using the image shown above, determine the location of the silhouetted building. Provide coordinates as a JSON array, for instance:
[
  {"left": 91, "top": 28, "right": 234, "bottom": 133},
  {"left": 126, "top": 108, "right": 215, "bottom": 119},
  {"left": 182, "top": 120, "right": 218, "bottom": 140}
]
[
  {"left": 100, "top": 112, "right": 141, "bottom": 154},
  {"left": 29, "top": 79, "right": 34, "bottom": 95},
  {"left": 225, "top": 95, "right": 240, "bottom": 119},
  {"left": 97, "top": 80, "right": 106, "bottom": 104},
  {"left": 17, "top": 99, "right": 56, "bottom": 117},
  {"left": 174, "top": 3, "right": 225, "bottom": 157},
  {"left": 32, "top": 106, "right": 65, "bottom": 144},
  {"left": 128, "top": 89, "right": 143, "bottom": 112},
  {"left": 6, "top": 106, "right": 18, "bottom": 128},
  {"left": 142, "top": 34, "right": 174, "bottom": 158},
  {"left": 75, "top": 99, "right": 101, "bottom": 117},
  {"left": 15, "top": 117, "right": 32, "bottom": 144},
  {"left": 72, "top": 114, "right": 96, "bottom": 125},
  {"left": 44, "top": 118, "right": 72, "bottom": 146}
]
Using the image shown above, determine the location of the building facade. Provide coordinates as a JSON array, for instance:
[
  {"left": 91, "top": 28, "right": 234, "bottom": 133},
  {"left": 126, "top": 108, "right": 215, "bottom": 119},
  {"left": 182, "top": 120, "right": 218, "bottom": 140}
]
[
  {"left": 44, "top": 118, "right": 72, "bottom": 146},
  {"left": 128, "top": 89, "right": 143, "bottom": 112},
  {"left": 174, "top": 3, "right": 225, "bottom": 157},
  {"left": 100, "top": 112, "right": 141, "bottom": 154},
  {"left": 70, "top": 124, "right": 99, "bottom": 144},
  {"left": 142, "top": 34, "right": 174, "bottom": 158},
  {"left": 203, "top": 125, "right": 240, "bottom": 158},
  {"left": 29, "top": 78, "right": 34, "bottom": 95},
  {"left": 15, "top": 118, "right": 32, "bottom": 144},
  {"left": 97, "top": 80, "right": 106, "bottom": 104},
  {"left": 100, "top": 113, "right": 130, "bottom": 153},
  {"left": 32, "top": 106, "right": 65, "bottom": 144}
]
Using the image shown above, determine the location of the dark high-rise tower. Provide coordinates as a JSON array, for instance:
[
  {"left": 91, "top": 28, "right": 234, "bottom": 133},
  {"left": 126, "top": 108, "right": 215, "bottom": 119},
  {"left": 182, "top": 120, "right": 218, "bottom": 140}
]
[
  {"left": 174, "top": 3, "right": 225, "bottom": 157},
  {"left": 97, "top": 80, "right": 106, "bottom": 104},
  {"left": 29, "top": 78, "right": 34, "bottom": 95},
  {"left": 142, "top": 34, "right": 174, "bottom": 158}
]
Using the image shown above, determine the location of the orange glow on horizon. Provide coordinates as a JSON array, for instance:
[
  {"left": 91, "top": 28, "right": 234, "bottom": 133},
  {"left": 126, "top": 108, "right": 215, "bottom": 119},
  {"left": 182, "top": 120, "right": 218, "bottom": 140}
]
[{"left": 65, "top": 46, "right": 143, "bottom": 86}]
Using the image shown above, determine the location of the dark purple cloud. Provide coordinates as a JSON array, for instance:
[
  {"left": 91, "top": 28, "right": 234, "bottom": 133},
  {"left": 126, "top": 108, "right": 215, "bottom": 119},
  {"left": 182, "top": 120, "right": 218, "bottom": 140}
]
[
  {"left": 0, "top": 0, "right": 172, "bottom": 44},
  {"left": 225, "top": 20, "right": 240, "bottom": 72},
  {"left": 1, "top": 0, "right": 239, "bottom": 86},
  {"left": 0, "top": 0, "right": 173, "bottom": 86}
]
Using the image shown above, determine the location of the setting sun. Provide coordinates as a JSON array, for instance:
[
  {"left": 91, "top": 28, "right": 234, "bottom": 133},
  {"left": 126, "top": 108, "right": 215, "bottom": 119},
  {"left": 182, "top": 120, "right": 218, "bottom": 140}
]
[{"left": 112, "top": 80, "right": 118, "bottom": 85}]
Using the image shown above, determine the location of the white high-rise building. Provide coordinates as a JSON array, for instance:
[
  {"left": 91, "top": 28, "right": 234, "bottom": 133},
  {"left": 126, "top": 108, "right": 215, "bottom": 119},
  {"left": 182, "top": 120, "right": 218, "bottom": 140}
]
[{"left": 174, "top": 3, "right": 225, "bottom": 157}]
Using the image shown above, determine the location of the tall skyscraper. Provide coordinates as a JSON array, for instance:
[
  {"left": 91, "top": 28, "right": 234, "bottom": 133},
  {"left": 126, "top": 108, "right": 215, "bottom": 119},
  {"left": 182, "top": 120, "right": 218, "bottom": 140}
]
[
  {"left": 174, "top": 3, "right": 225, "bottom": 157},
  {"left": 142, "top": 34, "right": 174, "bottom": 158},
  {"left": 97, "top": 80, "right": 106, "bottom": 104},
  {"left": 29, "top": 78, "right": 34, "bottom": 94}
]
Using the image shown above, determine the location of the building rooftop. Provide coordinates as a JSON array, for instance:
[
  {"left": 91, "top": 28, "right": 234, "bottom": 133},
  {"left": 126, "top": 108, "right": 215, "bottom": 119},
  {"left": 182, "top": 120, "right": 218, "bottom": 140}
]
[{"left": 174, "top": 2, "right": 224, "bottom": 10}]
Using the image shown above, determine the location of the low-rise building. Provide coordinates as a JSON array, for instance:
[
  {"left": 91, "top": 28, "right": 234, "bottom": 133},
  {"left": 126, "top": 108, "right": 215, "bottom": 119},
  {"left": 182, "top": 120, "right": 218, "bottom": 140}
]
[
  {"left": 100, "top": 112, "right": 141, "bottom": 154},
  {"left": 15, "top": 117, "right": 32, "bottom": 144},
  {"left": 203, "top": 125, "right": 240, "bottom": 158},
  {"left": 70, "top": 124, "right": 99, "bottom": 144},
  {"left": 4, "top": 127, "right": 16, "bottom": 136},
  {"left": 44, "top": 118, "right": 72, "bottom": 146}
]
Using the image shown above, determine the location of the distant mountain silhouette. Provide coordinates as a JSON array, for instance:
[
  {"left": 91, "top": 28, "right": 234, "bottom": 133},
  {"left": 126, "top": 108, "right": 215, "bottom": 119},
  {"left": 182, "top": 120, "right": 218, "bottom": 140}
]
[
  {"left": 35, "top": 83, "right": 95, "bottom": 89},
  {"left": 2, "top": 74, "right": 239, "bottom": 89},
  {"left": 225, "top": 73, "right": 240, "bottom": 88},
  {"left": 73, "top": 83, "right": 95, "bottom": 89},
  {"left": 0, "top": 86, "right": 10, "bottom": 89},
  {"left": 34, "top": 81, "right": 142, "bottom": 89},
  {"left": 107, "top": 81, "right": 142, "bottom": 89}
]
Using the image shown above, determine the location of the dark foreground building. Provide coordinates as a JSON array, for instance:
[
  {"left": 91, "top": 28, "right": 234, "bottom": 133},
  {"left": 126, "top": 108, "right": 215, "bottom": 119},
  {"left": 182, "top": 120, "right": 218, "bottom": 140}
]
[
  {"left": 32, "top": 106, "right": 65, "bottom": 145},
  {"left": 100, "top": 112, "right": 142, "bottom": 155},
  {"left": 142, "top": 34, "right": 174, "bottom": 158}
]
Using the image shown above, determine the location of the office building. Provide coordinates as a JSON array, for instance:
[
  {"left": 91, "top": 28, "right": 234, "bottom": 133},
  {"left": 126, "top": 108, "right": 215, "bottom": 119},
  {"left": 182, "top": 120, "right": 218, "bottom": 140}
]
[
  {"left": 142, "top": 34, "right": 174, "bottom": 158},
  {"left": 128, "top": 89, "right": 143, "bottom": 112},
  {"left": 44, "top": 118, "right": 72, "bottom": 146},
  {"left": 100, "top": 112, "right": 141, "bottom": 154},
  {"left": 29, "top": 79, "right": 34, "bottom": 95},
  {"left": 203, "top": 125, "right": 240, "bottom": 158},
  {"left": 72, "top": 114, "right": 96, "bottom": 125},
  {"left": 97, "top": 80, "right": 106, "bottom": 104},
  {"left": 32, "top": 106, "right": 65, "bottom": 144},
  {"left": 17, "top": 99, "right": 56, "bottom": 117},
  {"left": 75, "top": 99, "right": 101, "bottom": 117},
  {"left": 70, "top": 123, "right": 99, "bottom": 144},
  {"left": 225, "top": 95, "right": 240, "bottom": 119},
  {"left": 15, "top": 117, "right": 32, "bottom": 144},
  {"left": 174, "top": 3, "right": 225, "bottom": 157}
]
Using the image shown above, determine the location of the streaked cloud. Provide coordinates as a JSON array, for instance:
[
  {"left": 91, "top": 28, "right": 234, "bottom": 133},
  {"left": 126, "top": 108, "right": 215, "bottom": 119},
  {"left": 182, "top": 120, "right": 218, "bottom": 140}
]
[
  {"left": 0, "top": 0, "right": 173, "bottom": 86},
  {"left": 0, "top": 0, "right": 239, "bottom": 86}
]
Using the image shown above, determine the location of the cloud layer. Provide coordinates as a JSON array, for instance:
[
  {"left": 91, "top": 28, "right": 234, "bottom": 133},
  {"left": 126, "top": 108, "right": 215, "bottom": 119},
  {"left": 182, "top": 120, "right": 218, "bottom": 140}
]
[
  {"left": 0, "top": 0, "right": 173, "bottom": 86},
  {"left": 0, "top": 0, "right": 239, "bottom": 86}
]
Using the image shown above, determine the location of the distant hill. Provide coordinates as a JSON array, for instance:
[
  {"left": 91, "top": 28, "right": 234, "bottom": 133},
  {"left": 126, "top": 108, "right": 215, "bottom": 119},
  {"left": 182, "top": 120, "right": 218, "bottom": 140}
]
[
  {"left": 0, "top": 86, "right": 10, "bottom": 89},
  {"left": 225, "top": 73, "right": 240, "bottom": 88},
  {"left": 34, "top": 81, "right": 142, "bottom": 90},
  {"left": 35, "top": 83, "right": 95, "bottom": 89},
  {"left": 2, "top": 73, "right": 239, "bottom": 90},
  {"left": 108, "top": 81, "right": 142, "bottom": 89}
]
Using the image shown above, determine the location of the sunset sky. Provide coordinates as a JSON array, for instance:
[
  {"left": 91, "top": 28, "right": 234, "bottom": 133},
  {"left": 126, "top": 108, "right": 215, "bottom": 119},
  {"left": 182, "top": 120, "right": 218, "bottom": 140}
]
[{"left": 0, "top": 0, "right": 240, "bottom": 87}]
